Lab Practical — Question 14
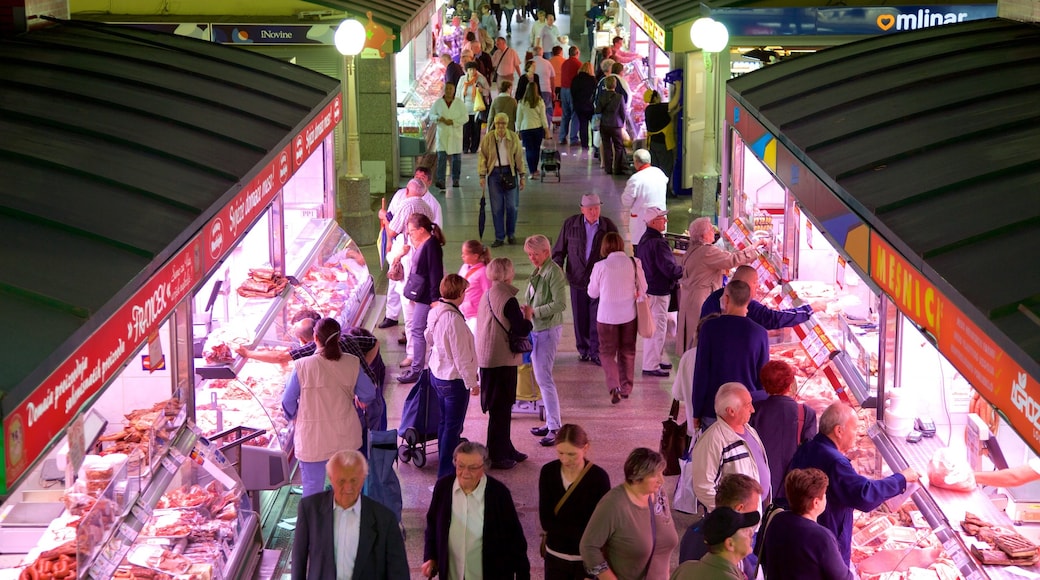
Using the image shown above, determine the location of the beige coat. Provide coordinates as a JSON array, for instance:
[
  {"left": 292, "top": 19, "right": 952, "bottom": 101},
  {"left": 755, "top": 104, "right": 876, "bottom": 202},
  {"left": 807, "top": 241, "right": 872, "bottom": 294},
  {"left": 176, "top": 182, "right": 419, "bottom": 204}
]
[
  {"left": 476, "top": 281, "right": 524, "bottom": 368},
  {"left": 676, "top": 242, "right": 759, "bottom": 354},
  {"left": 293, "top": 353, "right": 362, "bottom": 462}
]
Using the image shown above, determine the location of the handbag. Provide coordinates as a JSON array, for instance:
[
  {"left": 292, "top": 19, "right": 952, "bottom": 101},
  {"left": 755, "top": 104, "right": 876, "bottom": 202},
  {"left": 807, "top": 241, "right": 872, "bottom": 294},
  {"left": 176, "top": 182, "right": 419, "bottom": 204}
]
[
  {"left": 540, "top": 461, "right": 595, "bottom": 558},
  {"left": 659, "top": 399, "right": 690, "bottom": 476},
  {"left": 667, "top": 283, "right": 679, "bottom": 312},
  {"left": 494, "top": 135, "right": 518, "bottom": 190},
  {"left": 474, "top": 88, "right": 487, "bottom": 112},
  {"left": 403, "top": 272, "right": 426, "bottom": 301},
  {"left": 387, "top": 258, "right": 404, "bottom": 282},
  {"left": 488, "top": 295, "right": 532, "bottom": 353},
  {"left": 631, "top": 258, "right": 653, "bottom": 338}
]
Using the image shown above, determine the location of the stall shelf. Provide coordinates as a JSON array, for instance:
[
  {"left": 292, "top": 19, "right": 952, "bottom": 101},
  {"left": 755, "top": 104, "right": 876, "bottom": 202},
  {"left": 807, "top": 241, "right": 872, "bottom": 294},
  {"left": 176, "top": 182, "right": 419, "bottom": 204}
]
[{"left": 724, "top": 17, "right": 1040, "bottom": 578}]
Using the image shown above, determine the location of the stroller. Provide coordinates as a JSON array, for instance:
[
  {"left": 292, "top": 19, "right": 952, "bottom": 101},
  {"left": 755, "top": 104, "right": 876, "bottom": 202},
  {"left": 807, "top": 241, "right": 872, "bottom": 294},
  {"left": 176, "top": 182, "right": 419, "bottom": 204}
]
[
  {"left": 397, "top": 369, "right": 440, "bottom": 468},
  {"left": 540, "top": 143, "right": 561, "bottom": 182}
]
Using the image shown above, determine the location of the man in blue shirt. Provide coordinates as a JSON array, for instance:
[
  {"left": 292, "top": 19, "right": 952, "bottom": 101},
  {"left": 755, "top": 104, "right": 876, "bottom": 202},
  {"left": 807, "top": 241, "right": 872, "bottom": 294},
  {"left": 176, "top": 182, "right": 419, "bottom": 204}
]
[
  {"left": 787, "top": 402, "right": 920, "bottom": 564},
  {"left": 700, "top": 264, "right": 813, "bottom": 330}
]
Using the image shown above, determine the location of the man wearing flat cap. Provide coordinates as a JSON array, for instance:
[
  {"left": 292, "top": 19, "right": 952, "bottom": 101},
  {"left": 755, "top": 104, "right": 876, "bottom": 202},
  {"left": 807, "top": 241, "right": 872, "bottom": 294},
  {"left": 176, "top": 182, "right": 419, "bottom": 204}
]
[
  {"left": 552, "top": 193, "right": 618, "bottom": 365},
  {"left": 670, "top": 507, "right": 760, "bottom": 580}
]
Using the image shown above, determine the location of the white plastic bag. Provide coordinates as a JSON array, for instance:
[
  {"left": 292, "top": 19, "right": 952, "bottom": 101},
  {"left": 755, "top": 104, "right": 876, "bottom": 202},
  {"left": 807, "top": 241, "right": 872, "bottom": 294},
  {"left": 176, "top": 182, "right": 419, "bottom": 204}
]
[
  {"left": 927, "top": 448, "right": 975, "bottom": 492},
  {"left": 672, "top": 434, "right": 699, "bottom": 514}
]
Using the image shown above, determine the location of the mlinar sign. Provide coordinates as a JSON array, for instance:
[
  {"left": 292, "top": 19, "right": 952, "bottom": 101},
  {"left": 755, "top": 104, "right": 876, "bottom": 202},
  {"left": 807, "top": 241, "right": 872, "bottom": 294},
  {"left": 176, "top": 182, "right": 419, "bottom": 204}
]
[{"left": 875, "top": 7, "right": 969, "bottom": 31}]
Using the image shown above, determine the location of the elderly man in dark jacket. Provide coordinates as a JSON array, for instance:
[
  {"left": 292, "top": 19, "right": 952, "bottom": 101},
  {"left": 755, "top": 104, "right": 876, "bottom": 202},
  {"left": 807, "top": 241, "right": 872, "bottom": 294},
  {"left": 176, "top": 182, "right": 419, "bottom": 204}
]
[
  {"left": 552, "top": 193, "right": 618, "bottom": 365},
  {"left": 635, "top": 207, "right": 682, "bottom": 377}
]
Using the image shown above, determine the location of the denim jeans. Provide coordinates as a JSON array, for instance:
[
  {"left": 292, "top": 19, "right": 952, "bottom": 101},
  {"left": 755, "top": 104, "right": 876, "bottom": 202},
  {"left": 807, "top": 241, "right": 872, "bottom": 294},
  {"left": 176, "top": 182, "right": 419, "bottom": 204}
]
[
  {"left": 519, "top": 128, "right": 545, "bottom": 175},
  {"left": 541, "top": 91, "right": 554, "bottom": 127},
  {"left": 531, "top": 325, "right": 563, "bottom": 430},
  {"left": 436, "top": 151, "right": 461, "bottom": 184},
  {"left": 487, "top": 166, "right": 518, "bottom": 241},
  {"left": 431, "top": 374, "right": 470, "bottom": 478},
  {"left": 299, "top": 459, "right": 328, "bottom": 497},
  {"left": 558, "top": 88, "right": 578, "bottom": 142},
  {"left": 408, "top": 302, "right": 431, "bottom": 374}
]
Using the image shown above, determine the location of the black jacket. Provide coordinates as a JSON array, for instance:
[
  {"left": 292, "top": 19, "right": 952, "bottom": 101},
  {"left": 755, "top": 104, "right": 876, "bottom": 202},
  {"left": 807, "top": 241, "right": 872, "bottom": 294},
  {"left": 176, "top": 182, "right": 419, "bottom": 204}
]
[
  {"left": 444, "top": 61, "right": 464, "bottom": 88},
  {"left": 292, "top": 493, "right": 408, "bottom": 580},
  {"left": 570, "top": 72, "right": 597, "bottom": 116},
  {"left": 514, "top": 73, "right": 541, "bottom": 102},
  {"left": 594, "top": 90, "right": 626, "bottom": 129},
  {"left": 552, "top": 213, "right": 618, "bottom": 287},
  {"left": 635, "top": 228, "right": 682, "bottom": 296},
  {"left": 424, "top": 475, "right": 530, "bottom": 579}
]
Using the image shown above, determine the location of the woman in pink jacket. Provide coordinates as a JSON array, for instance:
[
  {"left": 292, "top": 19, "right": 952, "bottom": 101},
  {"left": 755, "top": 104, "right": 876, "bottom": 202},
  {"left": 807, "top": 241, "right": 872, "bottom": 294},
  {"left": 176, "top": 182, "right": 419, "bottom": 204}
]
[{"left": 458, "top": 239, "right": 492, "bottom": 331}]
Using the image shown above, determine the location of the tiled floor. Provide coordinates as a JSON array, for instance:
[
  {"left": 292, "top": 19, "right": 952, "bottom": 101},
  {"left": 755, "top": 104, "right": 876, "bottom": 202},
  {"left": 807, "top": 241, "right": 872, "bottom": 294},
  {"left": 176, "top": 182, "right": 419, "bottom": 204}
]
[{"left": 265, "top": 12, "right": 702, "bottom": 578}]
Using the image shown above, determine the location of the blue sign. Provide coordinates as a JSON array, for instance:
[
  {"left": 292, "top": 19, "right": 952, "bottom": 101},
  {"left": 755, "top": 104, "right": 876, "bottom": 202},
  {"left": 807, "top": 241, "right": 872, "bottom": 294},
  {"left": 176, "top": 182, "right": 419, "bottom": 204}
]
[
  {"left": 711, "top": 4, "right": 997, "bottom": 36},
  {"left": 210, "top": 24, "right": 337, "bottom": 45}
]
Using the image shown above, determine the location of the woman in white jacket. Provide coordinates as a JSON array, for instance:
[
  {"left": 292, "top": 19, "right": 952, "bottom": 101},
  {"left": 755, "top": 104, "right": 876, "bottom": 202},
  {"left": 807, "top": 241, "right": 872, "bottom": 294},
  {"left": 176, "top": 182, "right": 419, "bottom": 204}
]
[
  {"left": 515, "top": 83, "right": 550, "bottom": 178},
  {"left": 588, "top": 231, "right": 647, "bottom": 405},
  {"left": 425, "top": 274, "right": 480, "bottom": 478}
]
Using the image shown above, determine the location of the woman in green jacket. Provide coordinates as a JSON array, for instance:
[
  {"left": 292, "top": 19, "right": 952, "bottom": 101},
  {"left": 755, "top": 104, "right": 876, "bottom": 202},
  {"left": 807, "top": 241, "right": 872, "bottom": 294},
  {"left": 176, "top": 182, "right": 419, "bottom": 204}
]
[{"left": 523, "top": 234, "right": 569, "bottom": 446}]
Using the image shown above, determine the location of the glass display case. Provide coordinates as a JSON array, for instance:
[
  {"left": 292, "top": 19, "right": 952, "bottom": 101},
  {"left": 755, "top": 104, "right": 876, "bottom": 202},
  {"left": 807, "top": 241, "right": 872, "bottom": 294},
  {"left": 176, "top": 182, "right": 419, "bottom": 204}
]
[{"left": 192, "top": 220, "right": 371, "bottom": 496}]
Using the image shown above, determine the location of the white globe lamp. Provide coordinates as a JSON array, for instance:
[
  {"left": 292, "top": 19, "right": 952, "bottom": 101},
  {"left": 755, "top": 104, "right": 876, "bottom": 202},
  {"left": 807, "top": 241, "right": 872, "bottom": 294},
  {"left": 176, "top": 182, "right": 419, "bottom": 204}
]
[
  {"left": 335, "top": 19, "right": 366, "bottom": 56},
  {"left": 691, "top": 17, "right": 729, "bottom": 53},
  {"left": 335, "top": 19, "right": 367, "bottom": 178}
]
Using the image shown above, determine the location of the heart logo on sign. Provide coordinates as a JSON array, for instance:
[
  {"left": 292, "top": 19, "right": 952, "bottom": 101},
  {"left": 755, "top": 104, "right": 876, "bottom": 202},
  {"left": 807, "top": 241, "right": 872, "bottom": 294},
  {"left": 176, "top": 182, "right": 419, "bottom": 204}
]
[{"left": 876, "top": 14, "right": 895, "bottom": 31}]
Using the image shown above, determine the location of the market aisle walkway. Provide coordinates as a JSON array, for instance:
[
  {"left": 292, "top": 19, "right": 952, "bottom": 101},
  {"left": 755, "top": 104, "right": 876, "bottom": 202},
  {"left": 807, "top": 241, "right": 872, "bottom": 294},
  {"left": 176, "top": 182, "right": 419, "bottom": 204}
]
[{"left": 266, "top": 17, "right": 700, "bottom": 578}]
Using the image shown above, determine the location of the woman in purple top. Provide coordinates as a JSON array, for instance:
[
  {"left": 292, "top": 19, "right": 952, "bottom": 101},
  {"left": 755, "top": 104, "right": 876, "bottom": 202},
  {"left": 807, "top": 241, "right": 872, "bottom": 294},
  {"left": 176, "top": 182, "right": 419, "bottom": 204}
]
[
  {"left": 761, "top": 468, "right": 853, "bottom": 580},
  {"left": 748, "top": 360, "right": 818, "bottom": 500}
]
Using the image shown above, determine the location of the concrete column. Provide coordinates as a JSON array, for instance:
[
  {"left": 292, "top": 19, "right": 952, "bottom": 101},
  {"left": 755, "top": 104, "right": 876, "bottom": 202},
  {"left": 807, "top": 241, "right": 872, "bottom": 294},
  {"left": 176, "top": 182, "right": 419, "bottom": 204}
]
[
  {"left": 685, "top": 48, "right": 728, "bottom": 221},
  {"left": 337, "top": 176, "right": 378, "bottom": 246}
]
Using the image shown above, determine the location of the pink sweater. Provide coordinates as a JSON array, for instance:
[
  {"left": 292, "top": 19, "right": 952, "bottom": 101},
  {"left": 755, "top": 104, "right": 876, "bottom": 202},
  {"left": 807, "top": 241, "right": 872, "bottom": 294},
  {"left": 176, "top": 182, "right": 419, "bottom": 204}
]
[{"left": 458, "top": 262, "right": 491, "bottom": 319}]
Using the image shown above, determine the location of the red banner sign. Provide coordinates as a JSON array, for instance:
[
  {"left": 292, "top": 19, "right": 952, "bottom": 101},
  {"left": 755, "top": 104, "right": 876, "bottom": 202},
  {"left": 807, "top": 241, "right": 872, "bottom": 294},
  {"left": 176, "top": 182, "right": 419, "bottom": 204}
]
[
  {"left": 4, "top": 240, "right": 204, "bottom": 484},
  {"left": 5, "top": 95, "right": 343, "bottom": 489},
  {"left": 870, "top": 234, "right": 1040, "bottom": 452},
  {"left": 293, "top": 94, "right": 341, "bottom": 171}
]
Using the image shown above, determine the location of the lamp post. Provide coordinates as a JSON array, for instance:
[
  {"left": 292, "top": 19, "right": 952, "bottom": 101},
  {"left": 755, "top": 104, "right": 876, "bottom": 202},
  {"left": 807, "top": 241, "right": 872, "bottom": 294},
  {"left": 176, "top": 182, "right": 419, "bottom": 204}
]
[
  {"left": 335, "top": 19, "right": 366, "bottom": 179},
  {"left": 333, "top": 19, "right": 377, "bottom": 244},
  {"left": 689, "top": 18, "right": 729, "bottom": 221}
]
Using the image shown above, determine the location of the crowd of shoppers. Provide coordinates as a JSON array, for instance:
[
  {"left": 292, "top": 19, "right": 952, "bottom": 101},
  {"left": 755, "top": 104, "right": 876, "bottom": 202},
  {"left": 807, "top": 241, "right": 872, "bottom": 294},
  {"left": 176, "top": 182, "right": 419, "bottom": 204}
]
[{"left": 279, "top": 25, "right": 896, "bottom": 580}]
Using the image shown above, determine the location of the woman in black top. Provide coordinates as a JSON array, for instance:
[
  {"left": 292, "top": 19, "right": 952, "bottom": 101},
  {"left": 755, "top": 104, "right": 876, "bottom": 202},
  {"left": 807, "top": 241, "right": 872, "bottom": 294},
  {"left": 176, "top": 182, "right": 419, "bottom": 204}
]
[
  {"left": 514, "top": 60, "right": 541, "bottom": 104},
  {"left": 398, "top": 213, "right": 445, "bottom": 383},
  {"left": 539, "top": 424, "right": 611, "bottom": 579},
  {"left": 569, "top": 61, "right": 597, "bottom": 150}
]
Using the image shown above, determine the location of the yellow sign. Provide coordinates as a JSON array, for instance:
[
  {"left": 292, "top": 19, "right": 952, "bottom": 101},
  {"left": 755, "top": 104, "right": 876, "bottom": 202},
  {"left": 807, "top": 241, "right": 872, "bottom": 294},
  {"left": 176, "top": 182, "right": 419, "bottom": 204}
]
[{"left": 624, "top": 1, "right": 666, "bottom": 51}]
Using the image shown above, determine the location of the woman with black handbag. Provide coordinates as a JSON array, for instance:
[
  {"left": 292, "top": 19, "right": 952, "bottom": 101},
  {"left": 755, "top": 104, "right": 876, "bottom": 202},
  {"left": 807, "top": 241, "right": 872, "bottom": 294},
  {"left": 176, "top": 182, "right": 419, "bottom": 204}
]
[
  {"left": 475, "top": 257, "right": 534, "bottom": 469},
  {"left": 478, "top": 112, "right": 526, "bottom": 248},
  {"left": 397, "top": 213, "right": 445, "bottom": 384}
]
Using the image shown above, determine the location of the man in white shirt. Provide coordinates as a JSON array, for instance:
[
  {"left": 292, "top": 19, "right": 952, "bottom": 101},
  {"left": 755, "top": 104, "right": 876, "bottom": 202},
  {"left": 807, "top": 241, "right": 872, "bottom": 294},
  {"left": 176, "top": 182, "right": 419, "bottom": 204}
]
[
  {"left": 377, "top": 169, "right": 441, "bottom": 332},
  {"left": 538, "top": 14, "right": 562, "bottom": 59},
  {"left": 490, "top": 37, "right": 522, "bottom": 92},
  {"left": 422, "top": 442, "right": 529, "bottom": 579},
  {"left": 620, "top": 149, "right": 668, "bottom": 251},
  {"left": 292, "top": 450, "right": 407, "bottom": 579}
]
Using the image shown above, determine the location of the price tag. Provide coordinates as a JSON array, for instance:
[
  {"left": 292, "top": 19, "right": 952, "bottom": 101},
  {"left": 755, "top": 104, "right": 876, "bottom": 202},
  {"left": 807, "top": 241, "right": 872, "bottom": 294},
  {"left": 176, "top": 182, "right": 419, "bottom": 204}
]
[
  {"left": 131, "top": 501, "right": 153, "bottom": 522},
  {"left": 160, "top": 455, "right": 179, "bottom": 473},
  {"left": 836, "top": 255, "right": 846, "bottom": 289},
  {"left": 724, "top": 220, "right": 751, "bottom": 249}
]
